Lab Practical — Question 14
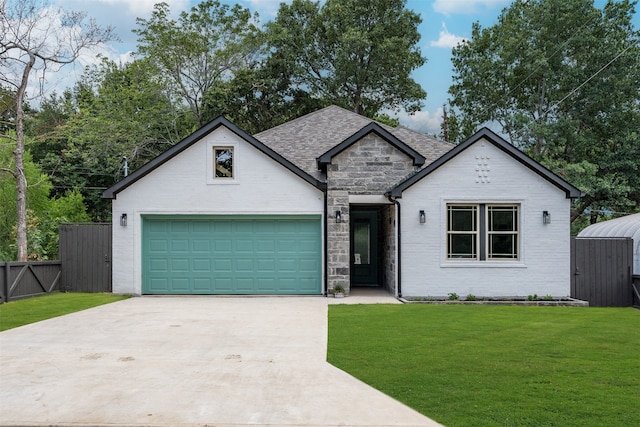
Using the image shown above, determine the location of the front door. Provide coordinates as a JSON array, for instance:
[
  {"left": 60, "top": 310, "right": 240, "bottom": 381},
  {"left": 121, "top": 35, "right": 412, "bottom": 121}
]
[{"left": 350, "top": 210, "right": 378, "bottom": 285}]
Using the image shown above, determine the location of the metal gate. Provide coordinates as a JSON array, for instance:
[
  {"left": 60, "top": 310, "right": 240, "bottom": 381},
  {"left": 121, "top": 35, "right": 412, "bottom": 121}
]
[
  {"left": 59, "top": 223, "right": 112, "bottom": 292},
  {"left": 571, "top": 237, "right": 633, "bottom": 307}
]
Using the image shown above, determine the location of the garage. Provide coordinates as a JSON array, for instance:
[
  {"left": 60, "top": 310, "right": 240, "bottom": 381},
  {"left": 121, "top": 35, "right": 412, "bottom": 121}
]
[{"left": 142, "top": 215, "right": 322, "bottom": 295}]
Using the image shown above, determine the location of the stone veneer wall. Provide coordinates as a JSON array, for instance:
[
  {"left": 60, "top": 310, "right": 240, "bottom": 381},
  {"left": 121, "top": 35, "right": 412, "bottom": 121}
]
[
  {"left": 327, "top": 190, "right": 350, "bottom": 293},
  {"left": 381, "top": 204, "right": 397, "bottom": 295},
  {"left": 326, "top": 133, "right": 417, "bottom": 292}
]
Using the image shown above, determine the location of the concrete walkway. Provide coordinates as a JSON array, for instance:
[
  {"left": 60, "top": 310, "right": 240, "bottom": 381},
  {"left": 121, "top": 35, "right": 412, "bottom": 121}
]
[{"left": 0, "top": 296, "right": 440, "bottom": 427}]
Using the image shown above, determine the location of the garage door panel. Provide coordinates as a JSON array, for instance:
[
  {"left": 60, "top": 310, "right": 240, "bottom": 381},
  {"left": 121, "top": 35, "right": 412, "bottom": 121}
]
[
  {"left": 235, "top": 221, "right": 253, "bottom": 233},
  {"left": 149, "top": 258, "right": 168, "bottom": 272},
  {"left": 215, "top": 258, "right": 233, "bottom": 271},
  {"left": 257, "top": 258, "right": 275, "bottom": 272},
  {"left": 149, "top": 239, "right": 168, "bottom": 252},
  {"left": 171, "top": 240, "right": 189, "bottom": 252},
  {"left": 192, "top": 240, "right": 210, "bottom": 252},
  {"left": 192, "top": 259, "right": 211, "bottom": 272},
  {"left": 214, "top": 277, "right": 233, "bottom": 291},
  {"left": 236, "top": 258, "right": 253, "bottom": 272},
  {"left": 256, "top": 239, "right": 275, "bottom": 252},
  {"left": 171, "top": 259, "right": 189, "bottom": 272},
  {"left": 171, "top": 221, "right": 189, "bottom": 232},
  {"left": 171, "top": 278, "right": 189, "bottom": 291},
  {"left": 193, "top": 278, "right": 212, "bottom": 291},
  {"left": 142, "top": 216, "right": 321, "bottom": 294},
  {"left": 215, "top": 239, "right": 232, "bottom": 251}
]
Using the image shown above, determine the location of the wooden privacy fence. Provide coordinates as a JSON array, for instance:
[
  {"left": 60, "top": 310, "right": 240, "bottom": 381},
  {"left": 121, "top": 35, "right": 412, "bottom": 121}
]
[
  {"left": 571, "top": 237, "right": 634, "bottom": 307},
  {"left": 59, "top": 223, "right": 112, "bottom": 293},
  {"left": 0, "top": 261, "right": 62, "bottom": 303}
]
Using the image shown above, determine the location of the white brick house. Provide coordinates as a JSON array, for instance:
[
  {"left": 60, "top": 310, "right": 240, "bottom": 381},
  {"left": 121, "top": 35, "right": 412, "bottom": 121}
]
[{"left": 103, "top": 106, "right": 581, "bottom": 297}]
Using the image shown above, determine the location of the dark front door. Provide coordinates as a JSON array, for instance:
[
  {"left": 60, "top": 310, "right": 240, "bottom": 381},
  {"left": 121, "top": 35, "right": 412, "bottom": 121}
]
[{"left": 350, "top": 210, "right": 378, "bottom": 285}]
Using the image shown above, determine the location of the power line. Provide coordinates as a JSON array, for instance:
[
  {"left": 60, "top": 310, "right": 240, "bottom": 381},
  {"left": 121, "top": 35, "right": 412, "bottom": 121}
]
[{"left": 545, "top": 44, "right": 635, "bottom": 113}]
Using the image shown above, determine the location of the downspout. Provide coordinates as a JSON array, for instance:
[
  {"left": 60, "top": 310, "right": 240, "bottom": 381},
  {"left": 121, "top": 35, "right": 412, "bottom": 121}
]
[
  {"left": 323, "top": 189, "right": 328, "bottom": 297},
  {"left": 387, "top": 195, "right": 401, "bottom": 298}
]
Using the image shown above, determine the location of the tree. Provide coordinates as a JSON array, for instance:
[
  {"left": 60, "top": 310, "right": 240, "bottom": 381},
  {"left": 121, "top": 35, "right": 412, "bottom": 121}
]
[
  {"left": 201, "top": 61, "right": 325, "bottom": 134},
  {"left": 0, "top": 142, "right": 89, "bottom": 261},
  {"left": 0, "top": 0, "right": 114, "bottom": 260},
  {"left": 448, "top": 0, "right": 640, "bottom": 223},
  {"left": 264, "top": 0, "right": 426, "bottom": 118},
  {"left": 134, "top": 0, "right": 261, "bottom": 127},
  {"left": 32, "top": 58, "right": 190, "bottom": 221}
]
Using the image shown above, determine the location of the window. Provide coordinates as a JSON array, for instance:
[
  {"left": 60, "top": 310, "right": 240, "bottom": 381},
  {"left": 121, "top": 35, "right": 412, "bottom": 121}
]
[
  {"left": 213, "top": 147, "right": 233, "bottom": 178},
  {"left": 447, "top": 204, "right": 519, "bottom": 261}
]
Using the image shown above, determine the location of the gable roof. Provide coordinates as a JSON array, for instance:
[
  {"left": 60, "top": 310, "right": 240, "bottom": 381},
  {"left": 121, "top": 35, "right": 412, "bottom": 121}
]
[
  {"left": 387, "top": 127, "right": 583, "bottom": 199},
  {"left": 256, "top": 105, "right": 453, "bottom": 180},
  {"left": 316, "top": 122, "right": 426, "bottom": 170},
  {"left": 102, "top": 116, "right": 326, "bottom": 199}
]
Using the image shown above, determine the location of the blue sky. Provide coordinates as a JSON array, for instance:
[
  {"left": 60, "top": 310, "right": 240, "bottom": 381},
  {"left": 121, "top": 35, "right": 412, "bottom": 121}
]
[{"left": 49, "top": 0, "right": 638, "bottom": 135}]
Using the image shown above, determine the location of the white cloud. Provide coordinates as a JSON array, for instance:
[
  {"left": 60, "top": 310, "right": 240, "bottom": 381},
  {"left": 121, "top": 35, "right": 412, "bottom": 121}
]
[
  {"left": 244, "top": 0, "right": 290, "bottom": 16},
  {"left": 73, "top": 0, "right": 190, "bottom": 17},
  {"left": 430, "top": 23, "right": 467, "bottom": 48},
  {"left": 391, "top": 108, "right": 443, "bottom": 136},
  {"left": 433, "top": 0, "right": 510, "bottom": 15}
]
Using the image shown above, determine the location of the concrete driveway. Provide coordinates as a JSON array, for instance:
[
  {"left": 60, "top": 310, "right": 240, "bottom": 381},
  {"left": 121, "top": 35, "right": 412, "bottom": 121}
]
[{"left": 0, "top": 296, "right": 441, "bottom": 426}]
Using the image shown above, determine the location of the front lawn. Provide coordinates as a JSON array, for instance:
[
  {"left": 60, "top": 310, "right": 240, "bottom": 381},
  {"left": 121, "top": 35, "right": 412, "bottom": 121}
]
[
  {"left": 328, "top": 304, "right": 640, "bottom": 427},
  {"left": 0, "top": 292, "right": 129, "bottom": 331}
]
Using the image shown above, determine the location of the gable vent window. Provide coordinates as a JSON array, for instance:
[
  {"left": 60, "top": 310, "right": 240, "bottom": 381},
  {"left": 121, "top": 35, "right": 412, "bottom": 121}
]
[
  {"left": 214, "top": 147, "right": 233, "bottom": 178},
  {"left": 447, "top": 203, "right": 519, "bottom": 261}
]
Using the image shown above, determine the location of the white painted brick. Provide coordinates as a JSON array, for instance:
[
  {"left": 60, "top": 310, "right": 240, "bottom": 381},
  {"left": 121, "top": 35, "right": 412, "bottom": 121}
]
[
  {"left": 399, "top": 139, "right": 572, "bottom": 297},
  {"left": 111, "top": 126, "right": 324, "bottom": 295}
]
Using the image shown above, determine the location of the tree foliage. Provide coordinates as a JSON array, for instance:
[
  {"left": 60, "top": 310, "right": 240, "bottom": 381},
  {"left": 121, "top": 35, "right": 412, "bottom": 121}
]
[
  {"left": 1, "top": 0, "right": 114, "bottom": 260},
  {"left": 264, "top": 0, "right": 426, "bottom": 117},
  {"left": 134, "top": 0, "right": 261, "bottom": 126},
  {"left": 448, "top": 0, "right": 640, "bottom": 222},
  {"left": 31, "top": 58, "right": 191, "bottom": 221},
  {"left": 0, "top": 142, "right": 89, "bottom": 261}
]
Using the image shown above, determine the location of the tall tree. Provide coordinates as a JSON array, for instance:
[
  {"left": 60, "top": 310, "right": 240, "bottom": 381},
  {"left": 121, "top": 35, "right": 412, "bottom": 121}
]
[
  {"left": 265, "top": 0, "right": 426, "bottom": 118},
  {"left": 448, "top": 0, "right": 640, "bottom": 222},
  {"left": 134, "top": 0, "right": 261, "bottom": 126},
  {"left": 0, "top": 0, "right": 114, "bottom": 260},
  {"left": 32, "top": 58, "right": 189, "bottom": 221}
]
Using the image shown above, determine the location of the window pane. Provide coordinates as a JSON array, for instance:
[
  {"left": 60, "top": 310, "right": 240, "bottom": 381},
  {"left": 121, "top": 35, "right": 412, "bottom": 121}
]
[
  {"left": 353, "top": 221, "right": 370, "bottom": 265},
  {"left": 214, "top": 148, "right": 233, "bottom": 178},
  {"left": 449, "top": 234, "right": 477, "bottom": 258},
  {"left": 489, "top": 206, "right": 517, "bottom": 231},
  {"left": 449, "top": 206, "right": 476, "bottom": 231},
  {"left": 488, "top": 234, "right": 518, "bottom": 259}
]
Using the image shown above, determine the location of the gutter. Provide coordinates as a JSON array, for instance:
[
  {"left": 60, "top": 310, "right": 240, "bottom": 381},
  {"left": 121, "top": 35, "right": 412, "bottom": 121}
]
[{"left": 386, "top": 195, "right": 401, "bottom": 298}]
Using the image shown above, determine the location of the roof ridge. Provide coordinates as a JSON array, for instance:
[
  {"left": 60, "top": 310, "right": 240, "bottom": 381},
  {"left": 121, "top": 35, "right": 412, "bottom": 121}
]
[{"left": 256, "top": 105, "right": 359, "bottom": 136}]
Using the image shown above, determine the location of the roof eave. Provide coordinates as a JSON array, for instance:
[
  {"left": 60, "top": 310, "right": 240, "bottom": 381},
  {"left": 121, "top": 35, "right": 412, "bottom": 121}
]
[
  {"left": 389, "top": 127, "right": 583, "bottom": 199},
  {"left": 316, "top": 122, "right": 426, "bottom": 168},
  {"left": 102, "top": 116, "right": 325, "bottom": 199}
]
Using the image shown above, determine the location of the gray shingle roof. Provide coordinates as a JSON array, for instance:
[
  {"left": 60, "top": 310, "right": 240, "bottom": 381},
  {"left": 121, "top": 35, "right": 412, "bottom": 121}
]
[{"left": 255, "top": 105, "right": 454, "bottom": 180}]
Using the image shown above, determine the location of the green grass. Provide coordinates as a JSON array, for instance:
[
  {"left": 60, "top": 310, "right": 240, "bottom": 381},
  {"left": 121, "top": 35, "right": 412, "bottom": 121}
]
[
  {"left": 0, "top": 292, "right": 129, "bottom": 331},
  {"left": 328, "top": 304, "right": 640, "bottom": 427}
]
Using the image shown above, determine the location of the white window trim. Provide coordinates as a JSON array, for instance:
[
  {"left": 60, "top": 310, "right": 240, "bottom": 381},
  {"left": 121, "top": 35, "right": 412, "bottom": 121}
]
[
  {"left": 440, "top": 199, "right": 526, "bottom": 268},
  {"left": 206, "top": 142, "right": 239, "bottom": 185}
]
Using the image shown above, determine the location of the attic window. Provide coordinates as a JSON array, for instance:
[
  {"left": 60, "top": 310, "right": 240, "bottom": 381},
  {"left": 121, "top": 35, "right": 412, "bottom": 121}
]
[{"left": 214, "top": 147, "right": 233, "bottom": 178}]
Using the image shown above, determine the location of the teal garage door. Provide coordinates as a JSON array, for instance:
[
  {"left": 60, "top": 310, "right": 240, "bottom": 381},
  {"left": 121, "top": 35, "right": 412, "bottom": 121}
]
[{"left": 142, "top": 216, "right": 322, "bottom": 295}]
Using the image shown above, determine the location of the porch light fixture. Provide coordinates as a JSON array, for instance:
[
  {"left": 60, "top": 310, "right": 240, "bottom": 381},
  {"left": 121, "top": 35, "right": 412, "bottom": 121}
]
[
  {"left": 419, "top": 210, "right": 426, "bottom": 224},
  {"left": 335, "top": 210, "right": 341, "bottom": 223},
  {"left": 120, "top": 213, "right": 127, "bottom": 227},
  {"left": 543, "top": 210, "right": 550, "bottom": 225}
]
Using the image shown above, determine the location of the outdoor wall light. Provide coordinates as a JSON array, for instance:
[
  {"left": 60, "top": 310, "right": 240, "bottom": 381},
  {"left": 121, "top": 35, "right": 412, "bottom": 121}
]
[
  {"left": 419, "top": 210, "right": 426, "bottom": 224},
  {"left": 120, "top": 213, "right": 127, "bottom": 227},
  {"left": 335, "top": 210, "right": 341, "bottom": 223},
  {"left": 543, "top": 210, "right": 551, "bottom": 225}
]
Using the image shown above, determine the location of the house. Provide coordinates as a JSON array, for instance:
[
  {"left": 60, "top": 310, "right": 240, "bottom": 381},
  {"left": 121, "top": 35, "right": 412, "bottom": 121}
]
[{"left": 102, "top": 105, "right": 582, "bottom": 297}]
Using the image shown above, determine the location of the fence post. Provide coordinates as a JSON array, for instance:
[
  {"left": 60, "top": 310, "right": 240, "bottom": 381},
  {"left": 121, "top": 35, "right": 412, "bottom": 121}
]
[{"left": 3, "top": 262, "right": 9, "bottom": 303}]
